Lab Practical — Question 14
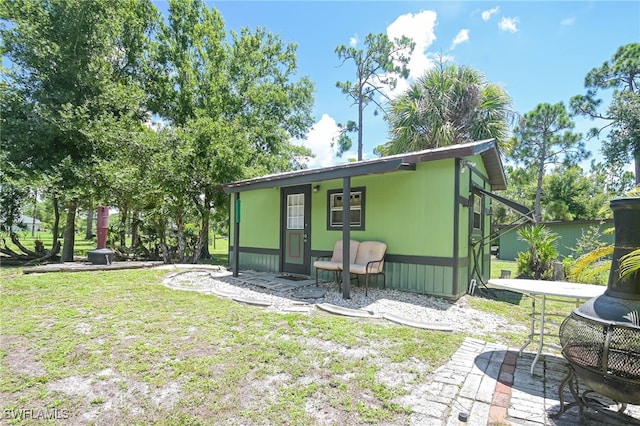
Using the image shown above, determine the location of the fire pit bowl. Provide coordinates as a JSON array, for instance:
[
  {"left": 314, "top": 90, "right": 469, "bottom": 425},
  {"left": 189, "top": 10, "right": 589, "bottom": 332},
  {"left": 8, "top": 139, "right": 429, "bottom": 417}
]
[
  {"left": 560, "top": 312, "right": 640, "bottom": 405},
  {"left": 554, "top": 197, "right": 640, "bottom": 419}
]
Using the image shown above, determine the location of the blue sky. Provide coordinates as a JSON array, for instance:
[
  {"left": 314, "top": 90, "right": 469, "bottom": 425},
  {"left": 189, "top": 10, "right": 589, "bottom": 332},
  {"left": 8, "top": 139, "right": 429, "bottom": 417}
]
[{"left": 191, "top": 1, "right": 639, "bottom": 170}]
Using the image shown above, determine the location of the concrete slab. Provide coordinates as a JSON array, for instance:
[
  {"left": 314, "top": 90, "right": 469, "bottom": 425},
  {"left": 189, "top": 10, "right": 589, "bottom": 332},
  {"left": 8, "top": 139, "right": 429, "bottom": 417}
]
[
  {"left": 382, "top": 312, "right": 454, "bottom": 331},
  {"left": 230, "top": 296, "right": 272, "bottom": 307},
  {"left": 316, "top": 303, "right": 382, "bottom": 318},
  {"left": 23, "top": 261, "right": 163, "bottom": 274}
]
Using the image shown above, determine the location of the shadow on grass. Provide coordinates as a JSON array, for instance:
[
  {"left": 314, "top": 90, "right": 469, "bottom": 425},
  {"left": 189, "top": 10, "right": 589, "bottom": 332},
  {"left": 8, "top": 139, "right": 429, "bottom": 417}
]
[
  {"left": 474, "top": 287, "right": 524, "bottom": 305},
  {"left": 198, "top": 253, "right": 229, "bottom": 266}
]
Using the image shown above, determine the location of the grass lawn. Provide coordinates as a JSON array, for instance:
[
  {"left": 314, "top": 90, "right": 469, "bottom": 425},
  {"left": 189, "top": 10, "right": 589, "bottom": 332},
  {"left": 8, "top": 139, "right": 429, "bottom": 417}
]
[
  {"left": 490, "top": 258, "right": 517, "bottom": 280},
  {"left": 0, "top": 244, "right": 586, "bottom": 423},
  {"left": 0, "top": 267, "right": 466, "bottom": 425}
]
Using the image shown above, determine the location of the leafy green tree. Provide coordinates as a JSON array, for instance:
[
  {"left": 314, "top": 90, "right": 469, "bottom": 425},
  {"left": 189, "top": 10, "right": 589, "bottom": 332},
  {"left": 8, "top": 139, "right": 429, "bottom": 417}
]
[
  {"left": 509, "top": 103, "right": 589, "bottom": 223},
  {"left": 335, "top": 33, "right": 414, "bottom": 160},
  {"left": 378, "top": 63, "right": 514, "bottom": 155},
  {"left": 149, "top": 0, "right": 314, "bottom": 261},
  {"left": 1, "top": 0, "right": 158, "bottom": 261},
  {"left": 570, "top": 43, "right": 640, "bottom": 184},
  {"left": 541, "top": 166, "right": 607, "bottom": 221},
  {"left": 588, "top": 159, "right": 635, "bottom": 197},
  {"left": 491, "top": 165, "right": 537, "bottom": 225},
  {"left": 0, "top": 155, "right": 28, "bottom": 235}
]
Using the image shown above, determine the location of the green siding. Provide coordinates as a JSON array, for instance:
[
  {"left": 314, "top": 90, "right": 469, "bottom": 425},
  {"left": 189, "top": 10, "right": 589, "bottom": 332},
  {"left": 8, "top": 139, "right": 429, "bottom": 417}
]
[
  {"left": 371, "top": 262, "right": 455, "bottom": 298},
  {"left": 497, "top": 220, "right": 615, "bottom": 261},
  {"left": 230, "top": 188, "right": 280, "bottom": 249},
  {"left": 229, "top": 154, "right": 497, "bottom": 299},
  {"left": 458, "top": 154, "right": 493, "bottom": 296},
  {"left": 311, "top": 160, "right": 456, "bottom": 256}
]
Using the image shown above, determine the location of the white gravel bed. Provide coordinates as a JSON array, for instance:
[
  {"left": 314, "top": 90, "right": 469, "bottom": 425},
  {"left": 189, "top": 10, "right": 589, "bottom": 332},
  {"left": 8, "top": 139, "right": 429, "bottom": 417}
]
[{"left": 164, "top": 270, "right": 526, "bottom": 336}]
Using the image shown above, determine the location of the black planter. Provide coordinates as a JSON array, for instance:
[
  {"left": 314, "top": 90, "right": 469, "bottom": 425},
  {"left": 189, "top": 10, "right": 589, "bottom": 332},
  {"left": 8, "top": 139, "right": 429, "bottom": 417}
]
[{"left": 87, "top": 248, "right": 115, "bottom": 265}]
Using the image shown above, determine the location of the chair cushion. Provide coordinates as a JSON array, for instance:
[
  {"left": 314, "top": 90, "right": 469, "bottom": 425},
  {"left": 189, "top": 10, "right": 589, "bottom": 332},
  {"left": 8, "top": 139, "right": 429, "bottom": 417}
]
[
  {"left": 349, "top": 264, "right": 368, "bottom": 275},
  {"left": 330, "top": 240, "right": 360, "bottom": 264},
  {"left": 313, "top": 260, "right": 342, "bottom": 271},
  {"left": 353, "top": 241, "right": 387, "bottom": 271},
  {"left": 349, "top": 263, "right": 384, "bottom": 275}
]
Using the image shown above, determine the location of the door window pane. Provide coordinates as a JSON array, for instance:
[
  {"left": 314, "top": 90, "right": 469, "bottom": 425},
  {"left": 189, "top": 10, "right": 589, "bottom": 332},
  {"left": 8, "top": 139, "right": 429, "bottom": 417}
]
[{"left": 287, "top": 194, "right": 304, "bottom": 229}]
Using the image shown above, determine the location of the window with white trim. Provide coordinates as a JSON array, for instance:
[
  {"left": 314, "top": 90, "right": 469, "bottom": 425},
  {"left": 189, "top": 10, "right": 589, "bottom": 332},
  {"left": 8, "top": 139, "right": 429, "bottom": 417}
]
[
  {"left": 327, "top": 187, "right": 365, "bottom": 230},
  {"left": 473, "top": 193, "right": 482, "bottom": 231}
]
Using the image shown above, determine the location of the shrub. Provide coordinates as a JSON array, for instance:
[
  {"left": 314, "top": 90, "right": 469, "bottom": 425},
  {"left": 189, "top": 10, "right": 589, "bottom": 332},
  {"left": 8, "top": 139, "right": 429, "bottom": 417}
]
[
  {"left": 515, "top": 225, "right": 559, "bottom": 280},
  {"left": 565, "top": 227, "right": 613, "bottom": 285}
]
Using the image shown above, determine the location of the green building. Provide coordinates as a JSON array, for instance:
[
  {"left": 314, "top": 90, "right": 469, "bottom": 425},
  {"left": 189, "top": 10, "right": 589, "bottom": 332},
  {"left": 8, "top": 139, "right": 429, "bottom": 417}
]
[
  {"left": 222, "top": 139, "right": 529, "bottom": 300},
  {"left": 496, "top": 219, "right": 615, "bottom": 261}
]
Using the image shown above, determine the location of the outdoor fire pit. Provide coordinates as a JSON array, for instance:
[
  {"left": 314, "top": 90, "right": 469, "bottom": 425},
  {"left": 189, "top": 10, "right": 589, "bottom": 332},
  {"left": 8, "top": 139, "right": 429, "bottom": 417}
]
[{"left": 553, "top": 197, "right": 640, "bottom": 422}]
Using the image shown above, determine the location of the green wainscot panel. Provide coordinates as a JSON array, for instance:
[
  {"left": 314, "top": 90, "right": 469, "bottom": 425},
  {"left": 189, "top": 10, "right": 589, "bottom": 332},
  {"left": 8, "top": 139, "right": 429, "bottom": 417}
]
[
  {"left": 230, "top": 252, "right": 280, "bottom": 273},
  {"left": 384, "top": 262, "right": 456, "bottom": 298},
  {"left": 312, "top": 261, "right": 457, "bottom": 298}
]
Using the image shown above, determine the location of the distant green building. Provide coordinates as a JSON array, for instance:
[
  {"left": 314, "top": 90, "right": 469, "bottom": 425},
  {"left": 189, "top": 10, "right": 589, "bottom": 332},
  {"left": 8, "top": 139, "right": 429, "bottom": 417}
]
[
  {"left": 222, "top": 140, "right": 530, "bottom": 300},
  {"left": 495, "top": 219, "right": 615, "bottom": 261}
]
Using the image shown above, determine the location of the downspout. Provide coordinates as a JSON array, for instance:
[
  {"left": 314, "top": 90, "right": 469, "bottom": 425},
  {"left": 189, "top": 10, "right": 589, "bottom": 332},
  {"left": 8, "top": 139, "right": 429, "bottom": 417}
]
[
  {"left": 342, "top": 177, "right": 351, "bottom": 299},
  {"left": 452, "top": 159, "right": 461, "bottom": 296},
  {"left": 233, "top": 193, "right": 240, "bottom": 277}
]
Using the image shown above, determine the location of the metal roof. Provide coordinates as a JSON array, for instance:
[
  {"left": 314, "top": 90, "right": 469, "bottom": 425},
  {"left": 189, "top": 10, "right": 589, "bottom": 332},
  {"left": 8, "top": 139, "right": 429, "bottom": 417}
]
[{"left": 222, "top": 139, "right": 507, "bottom": 193}]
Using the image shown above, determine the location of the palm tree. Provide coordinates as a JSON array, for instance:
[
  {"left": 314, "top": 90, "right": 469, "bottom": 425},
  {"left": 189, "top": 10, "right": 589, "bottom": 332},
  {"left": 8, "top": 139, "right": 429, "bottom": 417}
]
[{"left": 377, "top": 63, "right": 514, "bottom": 155}]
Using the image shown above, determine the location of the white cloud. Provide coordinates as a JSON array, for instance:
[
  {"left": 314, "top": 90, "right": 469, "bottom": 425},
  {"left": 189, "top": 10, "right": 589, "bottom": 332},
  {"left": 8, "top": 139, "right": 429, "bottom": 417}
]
[
  {"left": 386, "top": 10, "right": 438, "bottom": 80},
  {"left": 381, "top": 10, "right": 438, "bottom": 99},
  {"left": 349, "top": 35, "right": 358, "bottom": 47},
  {"left": 294, "top": 114, "right": 342, "bottom": 169},
  {"left": 450, "top": 29, "right": 470, "bottom": 49},
  {"left": 498, "top": 17, "right": 519, "bottom": 33},
  {"left": 561, "top": 17, "right": 576, "bottom": 26},
  {"left": 481, "top": 6, "right": 500, "bottom": 21}
]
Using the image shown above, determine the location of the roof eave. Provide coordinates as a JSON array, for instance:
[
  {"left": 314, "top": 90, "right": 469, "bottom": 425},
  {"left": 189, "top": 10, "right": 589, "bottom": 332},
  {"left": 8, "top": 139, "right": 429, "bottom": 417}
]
[
  {"left": 223, "top": 158, "right": 412, "bottom": 193},
  {"left": 222, "top": 139, "right": 507, "bottom": 193}
]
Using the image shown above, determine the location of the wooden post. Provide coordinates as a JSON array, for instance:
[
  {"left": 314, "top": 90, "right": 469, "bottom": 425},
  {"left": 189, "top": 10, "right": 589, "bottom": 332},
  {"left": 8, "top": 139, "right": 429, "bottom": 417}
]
[
  {"left": 342, "top": 177, "right": 351, "bottom": 299},
  {"left": 233, "top": 193, "right": 240, "bottom": 277}
]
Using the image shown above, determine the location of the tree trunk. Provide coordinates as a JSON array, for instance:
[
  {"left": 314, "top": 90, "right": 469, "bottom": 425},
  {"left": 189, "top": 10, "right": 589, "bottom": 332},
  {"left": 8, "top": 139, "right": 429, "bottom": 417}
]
[
  {"left": 176, "top": 210, "right": 185, "bottom": 262},
  {"left": 195, "top": 197, "right": 212, "bottom": 262},
  {"left": 534, "top": 164, "right": 544, "bottom": 224},
  {"left": 60, "top": 198, "right": 79, "bottom": 262},
  {"left": 357, "top": 87, "right": 364, "bottom": 161},
  {"left": 52, "top": 196, "right": 60, "bottom": 250},
  {"left": 156, "top": 218, "right": 169, "bottom": 263},
  {"left": 119, "top": 205, "right": 128, "bottom": 247},
  {"left": 193, "top": 207, "right": 210, "bottom": 264},
  {"left": 23, "top": 241, "right": 61, "bottom": 266},
  {"left": 131, "top": 210, "right": 140, "bottom": 249},
  {"left": 534, "top": 144, "right": 547, "bottom": 224},
  {"left": 635, "top": 152, "right": 640, "bottom": 186},
  {"left": 85, "top": 207, "right": 94, "bottom": 240},
  {"left": 31, "top": 190, "right": 37, "bottom": 237}
]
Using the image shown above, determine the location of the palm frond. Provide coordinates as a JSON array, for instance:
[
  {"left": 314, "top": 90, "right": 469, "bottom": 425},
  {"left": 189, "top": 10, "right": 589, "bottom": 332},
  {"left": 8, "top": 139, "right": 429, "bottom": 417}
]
[
  {"left": 625, "top": 186, "right": 640, "bottom": 197},
  {"left": 568, "top": 245, "right": 614, "bottom": 282},
  {"left": 620, "top": 248, "right": 640, "bottom": 280},
  {"left": 580, "top": 262, "right": 611, "bottom": 283}
]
